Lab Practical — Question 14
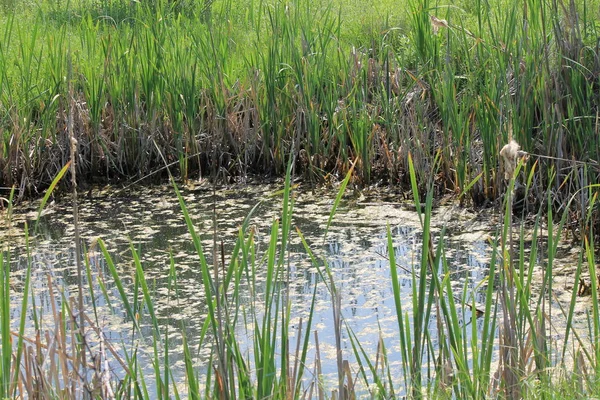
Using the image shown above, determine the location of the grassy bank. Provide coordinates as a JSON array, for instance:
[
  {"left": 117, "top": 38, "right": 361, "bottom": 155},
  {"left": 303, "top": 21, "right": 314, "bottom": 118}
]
[
  {"left": 1, "top": 158, "right": 600, "bottom": 398},
  {"left": 1, "top": 0, "right": 599, "bottom": 215}
]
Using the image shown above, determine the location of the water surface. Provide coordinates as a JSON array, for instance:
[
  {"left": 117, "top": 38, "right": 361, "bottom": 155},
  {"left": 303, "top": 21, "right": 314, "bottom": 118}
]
[{"left": 2, "top": 182, "right": 492, "bottom": 394}]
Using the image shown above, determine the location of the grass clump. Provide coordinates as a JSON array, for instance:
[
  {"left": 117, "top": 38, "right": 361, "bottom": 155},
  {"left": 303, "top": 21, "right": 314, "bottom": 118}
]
[{"left": 0, "top": 0, "right": 598, "bottom": 227}]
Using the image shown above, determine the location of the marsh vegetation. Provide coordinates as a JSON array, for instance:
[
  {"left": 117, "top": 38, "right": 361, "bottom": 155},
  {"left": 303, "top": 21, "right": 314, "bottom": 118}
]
[
  {"left": 0, "top": 0, "right": 599, "bottom": 214},
  {"left": 1, "top": 158, "right": 599, "bottom": 398},
  {"left": 1, "top": 0, "right": 600, "bottom": 397}
]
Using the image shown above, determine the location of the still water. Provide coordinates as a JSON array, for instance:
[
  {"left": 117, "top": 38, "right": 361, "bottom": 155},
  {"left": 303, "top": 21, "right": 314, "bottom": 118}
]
[{"left": 3, "top": 182, "right": 492, "bottom": 394}]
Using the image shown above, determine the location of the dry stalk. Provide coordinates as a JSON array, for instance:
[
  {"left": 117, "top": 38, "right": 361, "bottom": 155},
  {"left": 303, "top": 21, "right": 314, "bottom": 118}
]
[
  {"left": 290, "top": 317, "right": 303, "bottom": 397},
  {"left": 67, "top": 52, "right": 88, "bottom": 392},
  {"left": 98, "top": 329, "right": 115, "bottom": 399},
  {"left": 12, "top": 272, "right": 127, "bottom": 398},
  {"left": 331, "top": 288, "right": 345, "bottom": 399},
  {"left": 499, "top": 138, "right": 528, "bottom": 399},
  {"left": 342, "top": 360, "right": 355, "bottom": 400},
  {"left": 83, "top": 313, "right": 129, "bottom": 375},
  {"left": 314, "top": 330, "right": 324, "bottom": 400}
]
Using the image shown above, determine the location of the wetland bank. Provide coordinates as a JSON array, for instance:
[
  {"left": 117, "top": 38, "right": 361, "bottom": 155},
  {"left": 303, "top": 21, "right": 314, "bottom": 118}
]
[{"left": 2, "top": 0, "right": 600, "bottom": 396}]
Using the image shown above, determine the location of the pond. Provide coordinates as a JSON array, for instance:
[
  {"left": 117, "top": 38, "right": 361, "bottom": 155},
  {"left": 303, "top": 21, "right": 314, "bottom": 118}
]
[{"left": 2, "top": 182, "right": 493, "bottom": 396}]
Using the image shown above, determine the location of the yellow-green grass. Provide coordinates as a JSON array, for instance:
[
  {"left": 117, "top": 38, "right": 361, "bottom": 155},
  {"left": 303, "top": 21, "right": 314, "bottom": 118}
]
[{"left": 1, "top": 0, "right": 600, "bottom": 229}]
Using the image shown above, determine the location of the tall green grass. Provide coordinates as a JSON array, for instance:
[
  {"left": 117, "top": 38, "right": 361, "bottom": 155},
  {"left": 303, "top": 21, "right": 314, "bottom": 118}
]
[
  {"left": 0, "top": 0, "right": 599, "bottom": 227},
  {"left": 372, "top": 155, "right": 600, "bottom": 399}
]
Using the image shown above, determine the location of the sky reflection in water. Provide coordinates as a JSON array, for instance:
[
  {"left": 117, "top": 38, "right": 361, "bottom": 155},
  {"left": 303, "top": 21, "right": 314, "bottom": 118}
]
[{"left": 6, "top": 183, "right": 491, "bottom": 393}]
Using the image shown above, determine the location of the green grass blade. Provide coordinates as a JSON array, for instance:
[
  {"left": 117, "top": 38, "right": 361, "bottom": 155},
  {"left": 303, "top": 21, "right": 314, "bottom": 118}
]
[
  {"left": 325, "top": 158, "right": 357, "bottom": 238},
  {"left": 34, "top": 160, "right": 71, "bottom": 233}
]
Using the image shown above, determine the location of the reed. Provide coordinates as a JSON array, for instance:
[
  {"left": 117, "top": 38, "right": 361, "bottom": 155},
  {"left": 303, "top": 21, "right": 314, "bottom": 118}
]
[
  {"left": 1, "top": 0, "right": 600, "bottom": 392},
  {"left": 1, "top": 148, "right": 600, "bottom": 398},
  {"left": 0, "top": 0, "right": 598, "bottom": 225}
]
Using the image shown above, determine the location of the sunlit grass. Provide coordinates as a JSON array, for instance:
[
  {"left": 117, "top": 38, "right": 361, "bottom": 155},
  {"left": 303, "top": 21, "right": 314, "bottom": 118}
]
[
  {"left": 2, "top": 1, "right": 600, "bottom": 394},
  {"left": 0, "top": 0, "right": 599, "bottom": 224}
]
